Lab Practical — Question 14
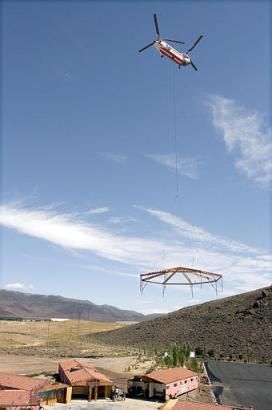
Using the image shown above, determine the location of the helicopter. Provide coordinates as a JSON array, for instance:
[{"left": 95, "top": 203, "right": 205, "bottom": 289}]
[{"left": 139, "top": 14, "right": 203, "bottom": 71}]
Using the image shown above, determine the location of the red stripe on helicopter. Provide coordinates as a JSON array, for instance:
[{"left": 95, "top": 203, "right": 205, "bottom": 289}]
[{"left": 160, "top": 48, "right": 182, "bottom": 64}]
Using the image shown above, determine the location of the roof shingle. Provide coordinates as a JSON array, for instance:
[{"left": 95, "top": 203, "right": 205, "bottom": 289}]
[
  {"left": 59, "top": 359, "right": 112, "bottom": 385},
  {"left": 0, "top": 373, "right": 48, "bottom": 391},
  {"left": 0, "top": 390, "right": 40, "bottom": 406},
  {"left": 147, "top": 368, "right": 197, "bottom": 384}
]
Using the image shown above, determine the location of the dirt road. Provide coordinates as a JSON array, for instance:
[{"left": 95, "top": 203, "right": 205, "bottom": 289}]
[{"left": 0, "top": 353, "right": 60, "bottom": 375}]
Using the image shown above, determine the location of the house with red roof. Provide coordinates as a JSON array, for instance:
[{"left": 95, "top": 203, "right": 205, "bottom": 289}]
[
  {"left": 128, "top": 367, "right": 198, "bottom": 401},
  {"left": 0, "top": 373, "right": 71, "bottom": 406},
  {"left": 58, "top": 359, "right": 113, "bottom": 401}
]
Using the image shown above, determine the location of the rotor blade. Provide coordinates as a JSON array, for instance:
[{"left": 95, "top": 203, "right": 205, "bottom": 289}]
[
  {"left": 164, "top": 39, "right": 185, "bottom": 44},
  {"left": 190, "top": 60, "right": 198, "bottom": 71},
  {"left": 153, "top": 14, "right": 160, "bottom": 37},
  {"left": 187, "top": 35, "right": 203, "bottom": 53},
  {"left": 138, "top": 41, "right": 155, "bottom": 53}
]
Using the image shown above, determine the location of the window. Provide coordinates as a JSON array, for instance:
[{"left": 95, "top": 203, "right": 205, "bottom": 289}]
[
  {"left": 185, "top": 380, "right": 187, "bottom": 384},
  {"left": 174, "top": 383, "right": 177, "bottom": 387},
  {"left": 39, "top": 390, "right": 55, "bottom": 399}
]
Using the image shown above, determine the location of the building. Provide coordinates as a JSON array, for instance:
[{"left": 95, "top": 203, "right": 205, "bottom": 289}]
[
  {"left": 0, "top": 390, "right": 40, "bottom": 410},
  {"left": 0, "top": 373, "right": 71, "bottom": 406},
  {"left": 128, "top": 367, "right": 198, "bottom": 401},
  {"left": 58, "top": 359, "right": 113, "bottom": 400}
]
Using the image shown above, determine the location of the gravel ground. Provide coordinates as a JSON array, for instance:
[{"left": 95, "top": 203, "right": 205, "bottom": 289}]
[
  {"left": 43, "top": 398, "right": 160, "bottom": 410},
  {"left": 0, "top": 353, "right": 60, "bottom": 374}
]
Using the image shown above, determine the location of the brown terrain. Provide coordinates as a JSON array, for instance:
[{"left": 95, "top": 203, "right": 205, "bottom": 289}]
[
  {"left": 0, "top": 319, "right": 122, "bottom": 358},
  {"left": 0, "top": 318, "right": 155, "bottom": 386},
  {"left": 92, "top": 286, "right": 272, "bottom": 363}
]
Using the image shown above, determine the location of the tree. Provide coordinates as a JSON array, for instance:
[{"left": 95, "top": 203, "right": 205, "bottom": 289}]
[
  {"left": 188, "top": 358, "right": 199, "bottom": 372},
  {"left": 178, "top": 346, "right": 185, "bottom": 366},
  {"left": 208, "top": 349, "right": 214, "bottom": 358},
  {"left": 195, "top": 347, "right": 204, "bottom": 357},
  {"left": 172, "top": 345, "right": 178, "bottom": 367},
  {"left": 164, "top": 355, "right": 172, "bottom": 367}
]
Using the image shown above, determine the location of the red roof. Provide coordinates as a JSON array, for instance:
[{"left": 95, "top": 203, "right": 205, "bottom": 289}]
[
  {"left": 147, "top": 368, "right": 197, "bottom": 384},
  {"left": 60, "top": 358, "right": 79, "bottom": 371},
  {"left": 59, "top": 359, "right": 112, "bottom": 385},
  {"left": 0, "top": 390, "right": 40, "bottom": 406},
  {"left": 0, "top": 373, "right": 48, "bottom": 391},
  {"left": 170, "top": 402, "right": 232, "bottom": 410}
]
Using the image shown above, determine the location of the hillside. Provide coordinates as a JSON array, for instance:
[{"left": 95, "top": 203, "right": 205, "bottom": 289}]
[
  {"left": 0, "top": 290, "right": 150, "bottom": 322},
  {"left": 92, "top": 286, "right": 272, "bottom": 362}
]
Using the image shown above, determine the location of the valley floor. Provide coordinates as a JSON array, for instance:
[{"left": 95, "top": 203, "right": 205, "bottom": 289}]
[
  {"left": 0, "top": 352, "right": 60, "bottom": 374},
  {"left": 0, "top": 352, "right": 155, "bottom": 388}
]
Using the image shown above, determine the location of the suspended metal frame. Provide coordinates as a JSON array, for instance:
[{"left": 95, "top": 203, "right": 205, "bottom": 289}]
[{"left": 140, "top": 266, "right": 223, "bottom": 297}]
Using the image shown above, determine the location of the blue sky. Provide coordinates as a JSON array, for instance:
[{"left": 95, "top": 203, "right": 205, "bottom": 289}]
[{"left": 1, "top": 1, "right": 271, "bottom": 314}]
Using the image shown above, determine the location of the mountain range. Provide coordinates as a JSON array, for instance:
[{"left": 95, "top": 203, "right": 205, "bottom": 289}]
[
  {"left": 0, "top": 289, "right": 156, "bottom": 322},
  {"left": 2, "top": 286, "right": 271, "bottom": 362},
  {"left": 92, "top": 285, "right": 272, "bottom": 363}
]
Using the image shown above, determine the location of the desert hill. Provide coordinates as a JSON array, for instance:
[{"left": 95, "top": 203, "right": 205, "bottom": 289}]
[
  {"left": 0, "top": 289, "right": 156, "bottom": 322},
  {"left": 92, "top": 286, "right": 272, "bottom": 362}
]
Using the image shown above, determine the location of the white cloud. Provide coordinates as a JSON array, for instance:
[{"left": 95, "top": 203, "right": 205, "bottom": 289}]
[
  {"left": 108, "top": 217, "right": 123, "bottom": 224},
  {"left": 146, "top": 153, "right": 199, "bottom": 179},
  {"left": 0, "top": 203, "right": 175, "bottom": 268},
  {"left": 100, "top": 152, "right": 126, "bottom": 163},
  {"left": 0, "top": 203, "right": 271, "bottom": 295},
  {"left": 108, "top": 216, "right": 136, "bottom": 225},
  {"left": 140, "top": 207, "right": 260, "bottom": 254},
  {"left": 208, "top": 95, "right": 272, "bottom": 187},
  {"left": 81, "top": 264, "right": 137, "bottom": 279},
  {"left": 5, "top": 283, "right": 33, "bottom": 290},
  {"left": 87, "top": 207, "right": 110, "bottom": 215}
]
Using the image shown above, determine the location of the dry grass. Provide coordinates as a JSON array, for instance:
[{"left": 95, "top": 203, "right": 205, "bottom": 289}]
[
  {"left": 0, "top": 320, "right": 155, "bottom": 378},
  {"left": 0, "top": 319, "right": 124, "bottom": 356}
]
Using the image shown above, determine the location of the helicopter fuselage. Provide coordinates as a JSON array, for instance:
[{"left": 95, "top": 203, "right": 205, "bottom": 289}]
[{"left": 154, "top": 40, "right": 190, "bottom": 67}]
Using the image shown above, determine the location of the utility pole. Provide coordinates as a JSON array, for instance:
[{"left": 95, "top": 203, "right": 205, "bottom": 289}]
[
  {"left": 77, "top": 309, "right": 82, "bottom": 344},
  {"left": 88, "top": 306, "right": 92, "bottom": 344},
  {"left": 47, "top": 320, "right": 50, "bottom": 351}
]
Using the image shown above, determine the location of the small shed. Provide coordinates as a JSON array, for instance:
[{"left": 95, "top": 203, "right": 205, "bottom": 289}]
[
  {"left": 37, "top": 381, "right": 72, "bottom": 405},
  {"left": 128, "top": 367, "right": 198, "bottom": 401},
  {"left": 0, "top": 373, "right": 71, "bottom": 406}
]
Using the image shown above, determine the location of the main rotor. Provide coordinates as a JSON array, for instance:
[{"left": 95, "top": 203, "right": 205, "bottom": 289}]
[{"left": 138, "top": 14, "right": 185, "bottom": 53}]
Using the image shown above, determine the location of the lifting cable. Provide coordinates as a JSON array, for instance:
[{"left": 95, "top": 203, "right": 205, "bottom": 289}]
[
  {"left": 159, "top": 66, "right": 179, "bottom": 298},
  {"left": 172, "top": 65, "right": 179, "bottom": 198}
]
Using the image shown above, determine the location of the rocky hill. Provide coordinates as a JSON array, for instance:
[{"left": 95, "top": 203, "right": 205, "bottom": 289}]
[
  {"left": 0, "top": 289, "right": 153, "bottom": 322},
  {"left": 92, "top": 286, "right": 272, "bottom": 362}
]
